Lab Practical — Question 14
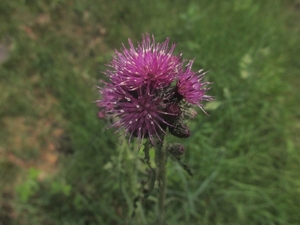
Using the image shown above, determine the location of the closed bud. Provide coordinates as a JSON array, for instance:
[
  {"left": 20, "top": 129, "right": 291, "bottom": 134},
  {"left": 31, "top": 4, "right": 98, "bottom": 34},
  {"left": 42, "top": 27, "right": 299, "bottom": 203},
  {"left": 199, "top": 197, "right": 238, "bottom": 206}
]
[
  {"left": 167, "top": 143, "right": 185, "bottom": 158},
  {"left": 164, "top": 103, "right": 182, "bottom": 124},
  {"left": 169, "top": 123, "right": 191, "bottom": 138},
  {"left": 166, "top": 103, "right": 181, "bottom": 116}
]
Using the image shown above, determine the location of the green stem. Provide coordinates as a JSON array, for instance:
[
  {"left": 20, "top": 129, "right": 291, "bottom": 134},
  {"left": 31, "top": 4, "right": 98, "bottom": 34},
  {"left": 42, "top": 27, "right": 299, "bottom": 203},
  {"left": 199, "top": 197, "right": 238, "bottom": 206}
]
[
  {"left": 155, "top": 136, "right": 166, "bottom": 225},
  {"left": 142, "top": 140, "right": 156, "bottom": 201}
]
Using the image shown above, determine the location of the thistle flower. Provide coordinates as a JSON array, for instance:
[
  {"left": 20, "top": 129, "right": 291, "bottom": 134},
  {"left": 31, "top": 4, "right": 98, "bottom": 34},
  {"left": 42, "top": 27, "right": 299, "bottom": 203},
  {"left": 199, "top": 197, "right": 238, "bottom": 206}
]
[
  {"left": 176, "top": 60, "right": 213, "bottom": 110},
  {"left": 107, "top": 34, "right": 182, "bottom": 91},
  {"left": 97, "top": 34, "right": 212, "bottom": 144}
]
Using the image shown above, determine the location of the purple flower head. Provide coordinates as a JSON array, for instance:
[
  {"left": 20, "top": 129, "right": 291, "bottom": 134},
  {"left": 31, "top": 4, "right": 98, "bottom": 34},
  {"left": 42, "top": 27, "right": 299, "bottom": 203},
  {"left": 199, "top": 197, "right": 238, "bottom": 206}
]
[
  {"left": 107, "top": 33, "right": 182, "bottom": 91},
  {"left": 98, "top": 84, "right": 171, "bottom": 143},
  {"left": 176, "top": 60, "right": 213, "bottom": 109},
  {"left": 97, "top": 34, "right": 213, "bottom": 144}
]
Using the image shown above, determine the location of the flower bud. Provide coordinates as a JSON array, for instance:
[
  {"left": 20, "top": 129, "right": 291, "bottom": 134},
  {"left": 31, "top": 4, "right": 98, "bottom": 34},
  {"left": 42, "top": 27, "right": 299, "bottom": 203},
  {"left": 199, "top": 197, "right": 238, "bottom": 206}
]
[
  {"left": 164, "top": 103, "right": 182, "bottom": 124},
  {"left": 169, "top": 123, "right": 191, "bottom": 138},
  {"left": 167, "top": 143, "right": 185, "bottom": 158}
]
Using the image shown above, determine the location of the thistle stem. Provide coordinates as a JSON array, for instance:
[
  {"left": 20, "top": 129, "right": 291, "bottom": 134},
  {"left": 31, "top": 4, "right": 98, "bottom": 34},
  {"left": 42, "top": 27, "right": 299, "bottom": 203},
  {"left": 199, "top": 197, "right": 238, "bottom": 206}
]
[{"left": 155, "top": 136, "right": 167, "bottom": 225}]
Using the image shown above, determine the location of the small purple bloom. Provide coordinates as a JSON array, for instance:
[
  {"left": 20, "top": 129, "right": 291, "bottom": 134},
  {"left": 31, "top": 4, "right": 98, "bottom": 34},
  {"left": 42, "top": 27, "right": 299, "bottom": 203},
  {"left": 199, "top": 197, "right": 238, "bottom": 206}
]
[
  {"left": 176, "top": 60, "right": 213, "bottom": 109},
  {"left": 97, "top": 34, "right": 212, "bottom": 144}
]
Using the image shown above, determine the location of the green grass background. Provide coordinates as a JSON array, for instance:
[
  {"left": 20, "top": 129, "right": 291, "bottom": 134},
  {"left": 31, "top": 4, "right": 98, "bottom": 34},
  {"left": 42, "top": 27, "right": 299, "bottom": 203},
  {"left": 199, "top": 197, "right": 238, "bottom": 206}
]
[{"left": 0, "top": 0, "right": 299, "bottom": 224}]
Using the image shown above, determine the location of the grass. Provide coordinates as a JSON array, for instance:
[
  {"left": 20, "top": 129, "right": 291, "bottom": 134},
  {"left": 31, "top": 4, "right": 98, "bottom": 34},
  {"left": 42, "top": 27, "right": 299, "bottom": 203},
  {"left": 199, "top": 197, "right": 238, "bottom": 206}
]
[{"left": 0, "top": 0, "right": 299, "bottom": 224}]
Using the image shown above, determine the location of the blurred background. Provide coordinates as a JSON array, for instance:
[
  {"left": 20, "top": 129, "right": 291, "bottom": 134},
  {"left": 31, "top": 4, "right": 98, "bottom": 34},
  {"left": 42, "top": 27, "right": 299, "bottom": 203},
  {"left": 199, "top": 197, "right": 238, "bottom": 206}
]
[{"left": 0, "top": 0, "right": 299, "bottom": 224}]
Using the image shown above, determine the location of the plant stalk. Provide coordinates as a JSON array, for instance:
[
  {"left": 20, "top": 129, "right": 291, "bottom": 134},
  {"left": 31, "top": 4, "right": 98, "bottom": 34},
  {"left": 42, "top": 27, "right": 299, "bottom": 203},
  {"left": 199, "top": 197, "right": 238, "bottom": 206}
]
[{"left": 155, "top": 136, "right": 167, "bottom": 225}]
